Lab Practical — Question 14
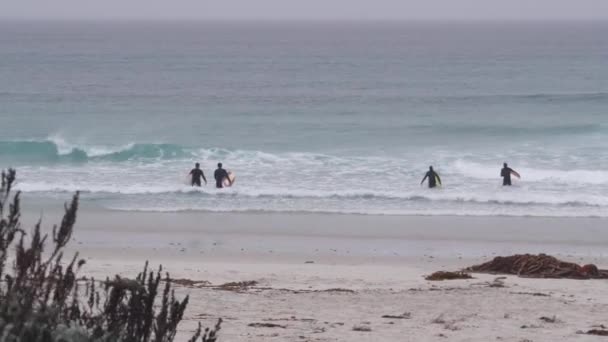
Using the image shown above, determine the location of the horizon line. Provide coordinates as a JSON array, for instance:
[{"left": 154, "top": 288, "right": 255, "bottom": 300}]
[{"left": 1, "top": 17, "right": 608, "bottom": 23}]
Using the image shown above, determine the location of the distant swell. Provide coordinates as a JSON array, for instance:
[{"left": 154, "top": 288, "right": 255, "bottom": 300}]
[{"left": 443, "top": 91, "right": 608, "bottom": 104}]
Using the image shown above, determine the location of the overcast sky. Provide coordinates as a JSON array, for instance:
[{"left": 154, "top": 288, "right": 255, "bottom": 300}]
[{"left": 2, "top": 0, "right": 608, "bottom": 21}]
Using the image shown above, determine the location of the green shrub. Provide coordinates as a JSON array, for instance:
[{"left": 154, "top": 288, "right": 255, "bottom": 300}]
[{"left": 0, "top": 169, "right": 221, "bottom": 341}]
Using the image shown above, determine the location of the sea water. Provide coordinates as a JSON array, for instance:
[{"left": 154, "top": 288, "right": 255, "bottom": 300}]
[{"left": 1, "top": 21, "right": 608, "bottom": 216}]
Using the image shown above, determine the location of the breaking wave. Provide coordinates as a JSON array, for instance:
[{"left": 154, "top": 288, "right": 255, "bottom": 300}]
[{"left": 0, "top": 139, "right": 193, "bottom": 162}]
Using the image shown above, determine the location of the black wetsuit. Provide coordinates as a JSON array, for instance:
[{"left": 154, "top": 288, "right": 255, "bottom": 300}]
[
  {"left": 214, "top": 168, "right": 229, "bottom": 188},
  {"left": 190, "top": 168, "right": 206, "bottom": 187},
  {"left": 501, "top": 167, "right": 513, "bottom": 186},
  {"left": 423, "top": 171, "right": 441, "bottom": 188}
]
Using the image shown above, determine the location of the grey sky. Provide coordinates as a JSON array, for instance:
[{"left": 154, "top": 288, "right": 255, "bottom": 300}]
[{"left": 2, "top": 0, "right": 608, "bottom": 20}]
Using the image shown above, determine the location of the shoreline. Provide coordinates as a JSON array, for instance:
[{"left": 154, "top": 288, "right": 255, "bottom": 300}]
[
  {"left": 18, "top": 192, "right": 608, "bottom": 219},
  {"left": 16, "top": 190, "right": 608, "bottom": 219},
  {"left": 20, "top": 204, "right": 608, "bottom": 274},
  {"left": 88, "top": 207, "right": 608, "bottom": 220}
]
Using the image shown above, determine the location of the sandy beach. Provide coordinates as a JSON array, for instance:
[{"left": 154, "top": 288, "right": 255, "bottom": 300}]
[{"left": 19, "top": 201, "right": 608, "bottom": 341}]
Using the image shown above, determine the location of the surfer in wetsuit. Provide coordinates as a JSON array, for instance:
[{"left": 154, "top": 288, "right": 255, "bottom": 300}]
[
  {"left": 214, "top": 163, "right": 231, "bottom": 189},
  {"left": 189, "top": 163, "right": 207, "bottom": 187},
  {"left": 500, "top": 163, "right": 517, "bottom": 186},
  {"left": 421, "top": 166, "right": 442, "bottom": 188}
]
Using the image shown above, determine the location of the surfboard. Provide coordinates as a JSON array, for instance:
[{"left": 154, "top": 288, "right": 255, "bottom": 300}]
[
  {"left": 434, "top": 175, "right": 442, "bottom": 187},
  {"left": 222, "top": 171, "right": 236, "bottom": 187},
  {"left": 510, "top": 170, "right": 521, "bottom": 179}
]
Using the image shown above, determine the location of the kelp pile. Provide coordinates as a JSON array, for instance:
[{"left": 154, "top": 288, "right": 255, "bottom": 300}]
[
  {"left": 467, "top": 254, "right": 608, "bottom": 279},
  {"left": 425, "top": 271, "right": 473, "bottom": 281}
]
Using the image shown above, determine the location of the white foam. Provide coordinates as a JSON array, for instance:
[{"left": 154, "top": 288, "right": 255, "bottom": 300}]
[
  {"left": 11, "top": 144, "right": 608, "bottom": 217},
  {"left": 451, "top": 159, "right": 608, "bottom": 185}
]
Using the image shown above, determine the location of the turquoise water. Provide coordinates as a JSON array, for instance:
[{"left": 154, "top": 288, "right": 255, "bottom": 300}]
[{"left": 1, "top": 21, "right": 608, "bottom": 216}]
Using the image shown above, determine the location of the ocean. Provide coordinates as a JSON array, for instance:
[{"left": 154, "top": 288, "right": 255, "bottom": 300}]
[{"left": 1, "top": 21, "right": 608, "bottom": 217}]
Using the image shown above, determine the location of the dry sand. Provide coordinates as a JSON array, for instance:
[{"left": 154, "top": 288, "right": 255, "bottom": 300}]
[{"left": 21, "top": 204, "right": 608, "bottom": 341}]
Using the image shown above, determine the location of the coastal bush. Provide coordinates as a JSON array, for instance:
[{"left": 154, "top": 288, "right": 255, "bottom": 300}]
[{"left": 0, "top": 169, "right": 221, "bottom": 342}]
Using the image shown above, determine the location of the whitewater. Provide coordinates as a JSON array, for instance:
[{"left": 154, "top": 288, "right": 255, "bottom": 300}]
[
  {"left": 1, "top": 21, "right": 608, "bottom": 217},
  {"left": 2, "top": 136, "right": 608, "bottom": 217}
]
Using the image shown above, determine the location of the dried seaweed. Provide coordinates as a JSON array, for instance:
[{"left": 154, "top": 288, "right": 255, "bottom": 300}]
[
  {"left": 216, "top": 281, "right": 258, "bottom": 291},
  {"left": 580, "top": 329, "right": 608, "bottom": 336},
  {"left": 352, "top": 325, "right": 372, "bottom": 332},
  {"left": 510, "top": 291, "right": 550, "bottom": 297},
  {"left": 171, "top": 278, "right": 212, "bottom": 287},
  {"left": 320, "top": 288, "right": 355, "bottom": 293},
  {"left": 425, "top": 271, "right": 473, "bottom": 281},
  {"left": 540, "top": 316, "right": 559, "bottom": 323},
  {"left": 248, "top": 323, "right": 286, "bottom": 329},
  {"left": 467, "top": 254, "right": 608, "bottom": 279},
  {"left": 382, "top": 312, "right": 411, "bottom": 319}
]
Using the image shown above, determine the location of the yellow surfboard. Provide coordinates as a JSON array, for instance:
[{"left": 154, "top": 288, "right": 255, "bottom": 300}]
[{"left": 435, "top": 175, "right": 442, "bottom": 187}]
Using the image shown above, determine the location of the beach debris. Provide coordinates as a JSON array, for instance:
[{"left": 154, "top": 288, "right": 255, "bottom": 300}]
[
  {"left": 431, "top": 314, "right": 447, "bottom": 324},
  {"left": 304, "top": 260, "right": 315, "bottom": 264},
  {"left": 263, "top": 316, "right": 316, "bottom": 323},
  {"left": 431, "top": 315, "right": 459, "bottom": 331},
  {"left": 510, "top": 291, "right": 550, "bottom": 297},
  {"left": 324, "top": 321, "right": 345, "bottom": 328},
  {"left": 382, "top": 312, "right": 412, "bottom": 319},
  {"left": 352, "top": 324, "right": 372, "bottom": 332},
  {"left": 248, "top": 322, "right": 286, "bottom": 329},
  {"left": 539, "top": 316, "right": 559, "bottom": 323},
  {"left": 217, "top": 280, "right": 258, "bottom": 291},
  {"left": 321, "top": 288, "right": 355, "bottom": 293},
  {"left": 171, "top": 278, "right": 211, "bottom": 287},
  {"left": 425, "top": 271, "right": 473, "bottom": 281},
  {"left": 432, "top": 314, "right": 474, "bottom": 331},
  {"left": 488, "top": 276, "right": 507, "bottom": 288},
  {"left": 586, "top": 329, "right": 608, "bottom": 336},
  {"left": 443, "top": 323, "right": 460, "bottom": 331},
  {"left": 467, "top": 254, "right": 608, "bottom": 279},
  {"left": 312, "top": 327, "right": 326, "bottom": 333},
  {"left": 461, "top": 276, "right": 503, "bottom": 288},
  {"left": 248, "top": 286, "right": 355, "bottom": 294}
]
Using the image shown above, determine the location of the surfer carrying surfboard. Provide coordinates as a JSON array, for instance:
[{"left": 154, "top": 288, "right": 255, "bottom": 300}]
[
  {"left": 500, "top": 162, "right": 520, "bottom": 186},
  {"left": 214, "top": 163, "right": 233, "bottom": 189},
  {"left": 189, "top": 163, "right": 207, "bottom": 187},
  {"left": 421, "top": 166, "right": 442, "bottom": 188}
]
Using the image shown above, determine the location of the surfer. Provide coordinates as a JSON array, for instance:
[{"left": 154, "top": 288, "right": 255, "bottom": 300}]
[
  {"left": 189, "top": 163, "right": 207, "bottom": 187},
  {"left": 500, "top": 162, "right": 519, "bottom": 186},
  {"left": 420, "top": 166, "right": 442, "bottom": 188},
  {"left": 214, "top": 163, "right": 232, "bottom": 189}
]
